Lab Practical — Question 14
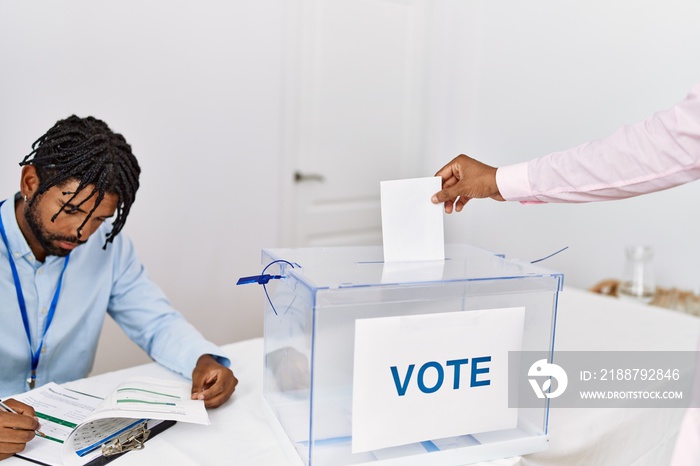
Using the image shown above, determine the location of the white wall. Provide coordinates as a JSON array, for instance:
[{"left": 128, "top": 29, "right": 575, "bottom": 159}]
[
  {"left": 424, "top": 0, "right": 700, "bottom": 293},
  {"left": 0, "top": 1, "right": 287, "bottom": 374},
  {"left": 2, "top": 0, "right": 700, "bottom": 376}
]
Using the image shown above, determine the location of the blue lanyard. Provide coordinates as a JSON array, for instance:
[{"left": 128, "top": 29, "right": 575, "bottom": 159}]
[{"left": 0, "top": 200, "right": 70, "bottom": 389}]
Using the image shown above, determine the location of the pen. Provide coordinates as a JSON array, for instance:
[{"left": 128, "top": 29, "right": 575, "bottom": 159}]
[{"left": 0, "top": 400, "right": 46, "bottom": 438}]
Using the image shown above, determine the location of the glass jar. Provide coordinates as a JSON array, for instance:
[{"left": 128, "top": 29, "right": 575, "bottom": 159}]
[{"left": 618, "top": 245, "right": 655, "bottom": 303}]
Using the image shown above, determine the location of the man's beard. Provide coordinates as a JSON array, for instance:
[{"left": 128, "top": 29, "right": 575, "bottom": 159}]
[{"left": 24, "top": 203, "right": 85, "bottom": 257}]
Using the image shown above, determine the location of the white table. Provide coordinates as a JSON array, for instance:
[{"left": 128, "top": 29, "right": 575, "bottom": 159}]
[{"left": 8, "top": 288, "right": 700, "bottom": 466}]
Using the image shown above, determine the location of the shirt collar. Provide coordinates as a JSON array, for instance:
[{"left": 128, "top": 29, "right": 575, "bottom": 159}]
[{"left": 1, "top": 193, "right": 37, "bottom": 262}]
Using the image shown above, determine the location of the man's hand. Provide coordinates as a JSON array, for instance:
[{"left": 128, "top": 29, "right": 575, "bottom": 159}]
[
  {"left": 0, "top": 399, "right": 39, "bottom": 461},
  {"left": 431, "top": 154, "right": 504, "bottom": 213},
  {"left": 190, "top": 354, "right": 238, "bottom": 409}
]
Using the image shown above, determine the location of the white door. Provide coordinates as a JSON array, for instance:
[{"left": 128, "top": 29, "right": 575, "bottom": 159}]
[{"left": 281, "top": 0, "right": 429, "bottom": 247}]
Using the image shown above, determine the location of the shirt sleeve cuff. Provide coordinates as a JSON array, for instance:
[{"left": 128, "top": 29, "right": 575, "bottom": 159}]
[
  {"left": 194, "top": 343, "right": 231, "bottom": 369},
  {"left": 181, "top": 343, "right": 232, "bottom": 377},
  {"left": 496, "top": 162, "right": 544, "bottom": 204},
  {"left": 208, "top": 353, "right": 231, "bottom": 368}
]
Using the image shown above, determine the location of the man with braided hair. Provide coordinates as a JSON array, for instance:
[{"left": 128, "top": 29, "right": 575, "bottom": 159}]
[{"left": 0, "top": 115, "right": 237, "bottom": 460}]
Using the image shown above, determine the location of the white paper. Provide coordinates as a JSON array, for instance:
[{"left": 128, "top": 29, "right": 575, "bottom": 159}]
[
  {"left": 12, "top": 377, "right": 208, "bottom": 466},
  {"left": 13, "top": 383, "right": 103, "bottom": 466},
  {"left": 380, "top": 177, "right": 444, "bottom": 262},
  {"left": 351, "top": 307, "right": 525, "bottom": 453}
]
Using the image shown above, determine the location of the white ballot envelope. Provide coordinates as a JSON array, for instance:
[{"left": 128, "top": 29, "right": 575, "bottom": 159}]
[{"left": 380, "top": 176, "right": 445, "bottom": 263}]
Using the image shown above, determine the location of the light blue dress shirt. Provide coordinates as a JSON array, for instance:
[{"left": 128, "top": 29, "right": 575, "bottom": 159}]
[{"left": 0, "top": 195, "right": 230, "bottom": 397}]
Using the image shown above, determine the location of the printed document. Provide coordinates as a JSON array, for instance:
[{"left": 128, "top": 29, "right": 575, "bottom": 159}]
[
  {"left": 11, "top": 377, "right": 209, "bottom": 466},
  {"left": 380, "top": 177, "right": 444, "bottom": 263}
]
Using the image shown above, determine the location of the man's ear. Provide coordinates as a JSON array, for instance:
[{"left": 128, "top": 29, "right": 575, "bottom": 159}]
[{"left": 20, "top": 165, "right": 40, "bottom": 200}]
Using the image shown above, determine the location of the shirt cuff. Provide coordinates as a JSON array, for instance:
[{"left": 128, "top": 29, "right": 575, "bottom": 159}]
[
  {"left": 207, "top": 353, "right": 231, "bottom": 368},
  {"left": 179, "top": 342, "right": 232, "bottom": 377},
  {"left": 496, "top": 162, "right": 544, "bottom": 204},
  {"left": 194, "top": 343, "right": 232, "bottom": 369}
]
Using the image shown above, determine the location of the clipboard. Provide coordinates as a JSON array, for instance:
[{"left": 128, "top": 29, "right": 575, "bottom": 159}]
[
  {"left": 85, "top": 419, "right": 176, "bottom": 466},
  {"left": 15, "top": 419, "right": 177, "bottom": 466}
]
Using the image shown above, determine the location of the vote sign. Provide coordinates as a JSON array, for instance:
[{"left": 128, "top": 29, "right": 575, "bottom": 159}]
[{"left": 351, "top": 307, "right": 525, "bottom": 453}]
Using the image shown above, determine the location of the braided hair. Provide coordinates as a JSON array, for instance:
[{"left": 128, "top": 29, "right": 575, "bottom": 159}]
[{"left": 19, "top": 115, "right": 141, "bottom": 248}]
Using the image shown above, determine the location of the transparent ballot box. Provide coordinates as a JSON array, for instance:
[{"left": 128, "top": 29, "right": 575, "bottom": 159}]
[{"left": 258, "top": 244, "right": 563, "bottom": 466}]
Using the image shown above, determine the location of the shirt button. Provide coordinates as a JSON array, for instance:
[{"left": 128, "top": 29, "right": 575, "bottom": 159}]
[
  {"left": 41, "top": 346, "right": 47, "bottom": 354},
  {"left": 41, "top": 307, "right": 48, "bottom": 315},
  {"left": 13, "top": 252, "right": 20, "bottom": 258},
  {"left": 38, "top": 269, "right": 44, "bottom": 275}
]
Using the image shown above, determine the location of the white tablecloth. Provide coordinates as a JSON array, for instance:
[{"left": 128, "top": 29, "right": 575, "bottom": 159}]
[{"left": 7, "top": 288, "right": 700, "bottom": 466}]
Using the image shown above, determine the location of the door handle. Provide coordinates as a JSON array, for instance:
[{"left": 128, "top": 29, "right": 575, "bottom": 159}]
[{"left": 294, "top": 171, "right": 325, "bottom": 183}]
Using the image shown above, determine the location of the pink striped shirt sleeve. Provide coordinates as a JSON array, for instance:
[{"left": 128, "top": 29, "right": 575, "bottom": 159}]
[{"left": 496, "top": 81, "right": 700, "bottom": 204}]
